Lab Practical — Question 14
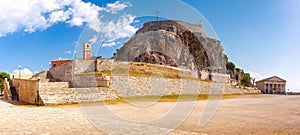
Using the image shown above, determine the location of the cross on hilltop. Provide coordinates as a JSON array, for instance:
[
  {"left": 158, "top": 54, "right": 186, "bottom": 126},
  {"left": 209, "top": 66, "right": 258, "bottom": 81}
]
[{"left": 155, "top": 10, "right": 159, "bottom": 21}]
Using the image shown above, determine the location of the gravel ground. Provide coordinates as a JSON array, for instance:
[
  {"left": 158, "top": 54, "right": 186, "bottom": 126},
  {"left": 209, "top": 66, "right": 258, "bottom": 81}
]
[{"left": 0, "top": 94, "right": 299, "bottom": 135}]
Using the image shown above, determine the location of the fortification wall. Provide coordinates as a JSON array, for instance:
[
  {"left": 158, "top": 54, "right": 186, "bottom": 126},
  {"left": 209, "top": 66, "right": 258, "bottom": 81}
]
[
  {"left": 73, "top": 59, "right": 95, "bottom": 74},
  {"left": 48, "top": 59, "right": 110, "bottom": 88},
  {"left": 39, "top": 86, "right": 118, "bottom": 105},
  {"left": 48, "top": 61, "right": 73, "bottom": 82},
  {"left": 111, "top": 76, "right": 242, "bottom": 97},
  {"left": 96, "top": 58, "right": 113, "bottom": 72},
  {"left": 11, "top": 79, "right": 118, "bottom": 105},
  {"left": 12, "top": 79, "right": 39, "bottom": 105},
  {"left": 71, "top": 74, "right": 110, "bottom": 88}
]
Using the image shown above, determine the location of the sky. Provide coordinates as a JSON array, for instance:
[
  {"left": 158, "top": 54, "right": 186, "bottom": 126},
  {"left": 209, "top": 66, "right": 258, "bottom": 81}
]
[{"left": 0, "top": 0, "right": 299, "bottom": 91}]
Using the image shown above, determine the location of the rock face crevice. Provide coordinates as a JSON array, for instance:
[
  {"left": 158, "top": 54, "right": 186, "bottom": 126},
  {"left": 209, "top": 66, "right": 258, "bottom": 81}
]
[
  {"left": 133, "top": 51, "right": 178, "bottom": 67},
  {"left": 114, "top": 20, "right": 227, "bottom": 78}
]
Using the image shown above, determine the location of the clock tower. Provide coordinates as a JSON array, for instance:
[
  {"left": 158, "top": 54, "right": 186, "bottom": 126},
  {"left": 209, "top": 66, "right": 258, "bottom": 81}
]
[{"left": 83, "top": 42, "right": 92, "bottom": 59}]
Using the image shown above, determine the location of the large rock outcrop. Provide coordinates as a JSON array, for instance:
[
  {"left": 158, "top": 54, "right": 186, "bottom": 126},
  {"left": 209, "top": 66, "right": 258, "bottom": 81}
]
[{"left": 114, "top": 20, "right": 227, "bottom": 78}]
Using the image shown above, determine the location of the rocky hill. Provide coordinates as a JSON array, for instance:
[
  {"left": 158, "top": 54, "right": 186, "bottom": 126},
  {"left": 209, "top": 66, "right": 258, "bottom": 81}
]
[{"left": 114, "top": 20, "right": 228, "bottom": 79}]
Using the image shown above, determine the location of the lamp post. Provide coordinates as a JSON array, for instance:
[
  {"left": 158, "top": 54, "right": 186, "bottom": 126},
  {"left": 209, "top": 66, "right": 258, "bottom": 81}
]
[
  {"left": 74, "top": 51, "right": 77, "bottom": 59},
  {"left": 18, "top": 65, "right": 21, "bottom": 79}
]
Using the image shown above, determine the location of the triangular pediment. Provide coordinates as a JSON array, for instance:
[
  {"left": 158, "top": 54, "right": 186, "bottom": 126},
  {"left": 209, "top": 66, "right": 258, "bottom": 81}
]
[
  {"left": 268, "top": 76, "right": 286, "bottom": 82},
  {"left": 256, "top": 76, "right": 286, "bottom": 83}
]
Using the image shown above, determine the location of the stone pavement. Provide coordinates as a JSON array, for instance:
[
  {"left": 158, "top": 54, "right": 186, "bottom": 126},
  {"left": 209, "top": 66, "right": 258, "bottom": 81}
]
[{"left": 0, "top": 98, "right": 204, "bottom": 135}]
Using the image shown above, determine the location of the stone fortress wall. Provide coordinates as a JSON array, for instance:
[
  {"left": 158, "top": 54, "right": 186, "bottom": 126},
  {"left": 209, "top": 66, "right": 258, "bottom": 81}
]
[
  {"left": 47, "top": 58, "right": 110, "bottom": 88},
  {"left": 5, "top": 57, "right": 247, "bottom": 105},
  {"left": 111, "top": 76, "right": 243, "bottom": 97},
  {"left": 5, "top": 76, "right": 118, "bottom": 105}
]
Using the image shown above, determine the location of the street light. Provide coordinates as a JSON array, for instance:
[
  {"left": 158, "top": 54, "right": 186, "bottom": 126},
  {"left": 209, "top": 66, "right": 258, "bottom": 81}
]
[
  {"left": 18, "top": 65, "right": 21, "bottom": 79},
  {"left": 74, "top": 51, "right": 77, "bottom": 59}
]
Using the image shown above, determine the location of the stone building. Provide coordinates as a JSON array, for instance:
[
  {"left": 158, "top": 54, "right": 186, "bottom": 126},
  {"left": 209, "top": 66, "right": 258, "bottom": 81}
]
[
  {"left": 256, "top": 76, "right": 286, "bottom": 94},
  {"left": 50, "top": 58, "right": 71, "bottom": 68}
]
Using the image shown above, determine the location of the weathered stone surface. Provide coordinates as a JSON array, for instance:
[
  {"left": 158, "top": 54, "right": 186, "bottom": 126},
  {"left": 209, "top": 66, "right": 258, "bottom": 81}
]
[
  {"left": 47, "top": 59, "right": 111, "bottom": 88},
  {"left": 115, "top": 30, "right": 196, "bottom": 71},
  {"left": 114, "top": 20, "right": 228, "bottom": 78},
  {"left": 111, "top": 75, "right": 241, "bottom": 97},
  {"left": 96, "top": 58, "right": 113, "bottom": 72},
  {"left": 39, "top": 87, "right": 119, "bottom": 105}
]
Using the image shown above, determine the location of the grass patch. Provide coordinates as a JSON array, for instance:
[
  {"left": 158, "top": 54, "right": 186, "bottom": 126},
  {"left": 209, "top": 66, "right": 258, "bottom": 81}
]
[
  {"left": 84, "top": 62, "right": 199, "bottom": 80},
  {"left": 81, "top": 94, "right": 244, "bottom": 106}
]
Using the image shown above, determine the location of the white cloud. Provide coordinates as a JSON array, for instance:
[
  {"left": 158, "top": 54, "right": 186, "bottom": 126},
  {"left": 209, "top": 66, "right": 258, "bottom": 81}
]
[
  {"left": 89, "top": 35, "right": 98, "bottom": 44},
  {"left": 102, "top": 42, "right": 117, "bottom": 47},
  {"left": 0, "top": 0, "right": 101, "bottom": 37},
  {"left": 0, "top": 0, "right": 135, "bottom": 48},
  {"left": 89, "top": 14, "right": 138, "bottom": 47},
  {"left": 11, "top": 68, "right": 33, "bottom": 76},
  {"left": 105, "top": 1, "right": 132, "bottom": 14},
  {"left": 64, "top": 51, "right": 72, "bottom": 54},
  {"left": 245, "top": 71, "right": 267, "bottom": 81}
]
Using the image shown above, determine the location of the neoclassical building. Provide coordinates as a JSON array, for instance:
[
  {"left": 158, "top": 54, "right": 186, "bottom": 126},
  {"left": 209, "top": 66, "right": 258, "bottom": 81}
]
[{"left": 256, "top": 76, "right": 286, "bottom": 94}]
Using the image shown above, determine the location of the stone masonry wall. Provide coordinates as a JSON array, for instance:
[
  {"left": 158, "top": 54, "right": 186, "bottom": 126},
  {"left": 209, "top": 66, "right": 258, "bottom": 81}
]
[
  {"left": 48, "top": 59, "right": 110, "bottom": 88},
  {"left": 71, "top": 74, "right": 110, "bottom": 88},
  {"left": 12, "top": 79, "right": 39, "bottom": 105},
  {"left": 73, "top": 59, "right": 95, "bottom": 74},
  {"left": 48, "top": 59, "right": 96, "bottom": 82},
  {"left": 111, "top": 75, "right": 243, "bottom": 97},
  {"left": 8, "top": 79, "right": 118, "bottom": 105},
  {"left": 39, "top": 85, "right": 119, "bottom": 105},
  {"left": 48, "top": 61, "right": 73, "bottom": 82},
  {"left": 3, "top": 78, "right": 10, "bottom": 100},
  {"left": 96, "top": 58, "right": 113, "bottom": 72}
]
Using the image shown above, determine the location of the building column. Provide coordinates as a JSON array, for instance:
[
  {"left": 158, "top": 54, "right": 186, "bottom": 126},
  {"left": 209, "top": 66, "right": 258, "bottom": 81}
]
[
  {"left": 265, "top": 84, "right": 268, "bottom": 94},
  {"left": 270, "top": 84, "right": 273, "bottom": 94},
  {"left": 268, "top": 84, "right": 271, "bottom": 94}
]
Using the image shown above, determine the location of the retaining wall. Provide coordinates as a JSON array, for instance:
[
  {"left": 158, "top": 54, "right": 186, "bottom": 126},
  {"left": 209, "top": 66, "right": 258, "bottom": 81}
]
[
  {"left": 12, "top": 79, "right": 40, "bottom": 104},
  {"left": 111, "top": 75, "right": 243, "bottom": 97}
]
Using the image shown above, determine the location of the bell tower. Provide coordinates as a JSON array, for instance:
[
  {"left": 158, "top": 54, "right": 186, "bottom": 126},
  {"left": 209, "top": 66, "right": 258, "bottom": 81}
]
[{"left": 83, "top": 42, "right": 92, "bottom": 59}]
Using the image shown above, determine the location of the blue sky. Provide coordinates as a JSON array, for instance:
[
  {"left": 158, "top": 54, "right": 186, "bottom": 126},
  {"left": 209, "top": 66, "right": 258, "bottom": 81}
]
[{"left": 0, "top": 0, "right": 299, "bottom": 91}]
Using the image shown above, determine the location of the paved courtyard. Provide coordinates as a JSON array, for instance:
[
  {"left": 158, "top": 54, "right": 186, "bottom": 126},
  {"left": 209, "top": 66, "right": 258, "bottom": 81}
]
[{"left": 0, "top": 94, "right": 299, "bottom": 135}]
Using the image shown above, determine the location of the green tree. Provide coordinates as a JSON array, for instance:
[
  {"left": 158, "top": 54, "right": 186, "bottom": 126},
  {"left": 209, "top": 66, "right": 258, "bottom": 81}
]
[
  {"left": 0, "top": 72, "right": 11, "bottom": 94},
  {"left": 241, "top": 73, "right": 252, "bottom": 87},
  {"left": 226, "top": 62, "right": 236, "bottom": 73}
]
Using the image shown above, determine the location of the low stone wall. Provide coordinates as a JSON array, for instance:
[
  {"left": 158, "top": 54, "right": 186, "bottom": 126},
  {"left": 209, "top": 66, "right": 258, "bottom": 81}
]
[
  {"left": 39, "top": 87, "right": 119, "bottom": 105},
  {"left": 12, "top": 79, "right": 39, "bottom": 105},
  {"left": 111, "top": 75, "right": 242, "bottom": 97}
]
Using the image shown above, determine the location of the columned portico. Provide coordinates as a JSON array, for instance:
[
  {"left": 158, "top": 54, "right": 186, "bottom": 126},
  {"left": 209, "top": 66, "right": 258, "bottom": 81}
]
[{"left": 256, "top": 76, "right": 286, "bottom": 94}]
